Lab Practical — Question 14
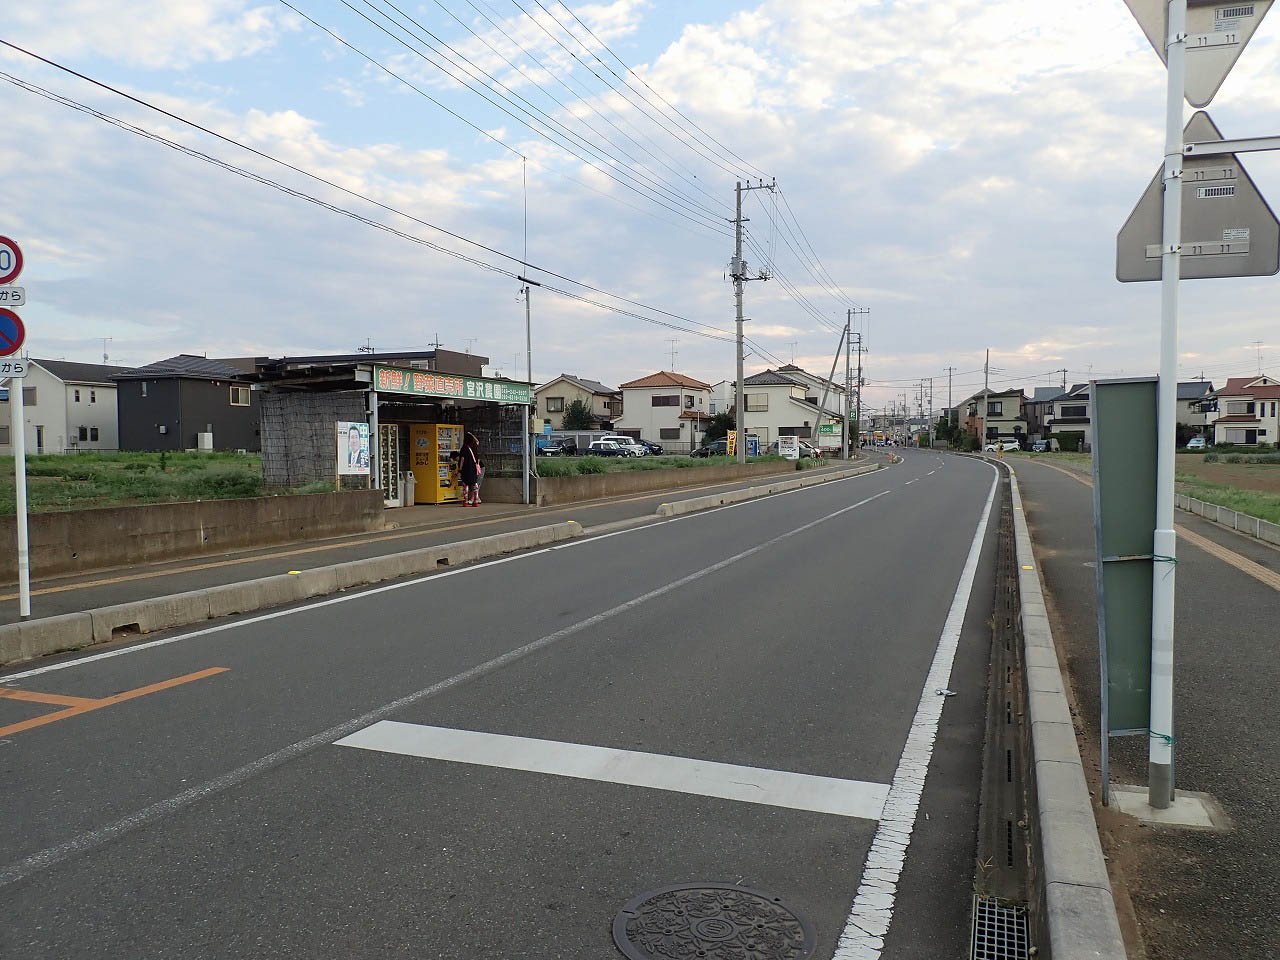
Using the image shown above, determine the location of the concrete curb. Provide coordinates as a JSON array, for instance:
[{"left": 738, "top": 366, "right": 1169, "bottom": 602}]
[
  {"left": 0, "top": 521, "right": 585, "bottom": 669},
  {"left": 1008, "top": 469, "right": 1127, "bottom": 960},
  {"left": 653, "top": 462, "right": 882, "bottom": 517}
]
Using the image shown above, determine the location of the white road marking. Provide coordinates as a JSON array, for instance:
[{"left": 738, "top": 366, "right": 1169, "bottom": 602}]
[
  {"left": 336, "top": 721, "right": 890, "bottom": 821},
  {"left": 927, "top": 470, "right": 936, "bottom": 476},
  {"left": 903, "top": 479, "right": 916, "bottom": 485},
  {"left": 834, "top": 462, "right": 998, "bottom": 959},
  {"left": 2, "top": 471, "right": 887, "bottom": 683},
  {"left": 0, "top": 488, "right": 892, "bottom": 888}
]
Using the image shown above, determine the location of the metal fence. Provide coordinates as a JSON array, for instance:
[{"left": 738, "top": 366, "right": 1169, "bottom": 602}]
[{"left": 1177, "top": 493, "right": 1280, "bottom": 547}]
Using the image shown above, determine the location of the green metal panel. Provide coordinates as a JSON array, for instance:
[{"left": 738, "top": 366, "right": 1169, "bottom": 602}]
[{"left": 1092, "top": 378, "right": 1157, "bottom": 735}]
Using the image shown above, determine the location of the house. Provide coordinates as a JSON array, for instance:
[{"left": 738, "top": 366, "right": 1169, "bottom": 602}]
[
  {"left": 613, "top": 371, "right": 712, "bottom": 450},
  {"left": 775, "top": 364, "right": 848, "bottom": 421},
  {"left": 1177, "top": 380, "right": 1215, "bottom": 429},
  {"left": 737, "top": 369, "right": 842, "bottom": 446},
  {"left": 1025, "top": 386, "right": 1064, "bottom": 441},
  {"left": 709, "top": 380, "right": 734, "bottom": 416},
  {"left": 534, "top": 374, "right": 621, "bottom": 430},
  {"left": 1045, "top": 384, "right": 1091, "bottom": 448},
  {"left": 114, "top": 354, "right": 261, "bottom": 452},
  {"left": 1209, "top": 374, "right": 1280, "bottom": 446},
  {"left": 961, "top": 388, "right": 1029, "bottom": 443},
  {"left": 0, "top": 359, "right": 129, "bottom": 455}
]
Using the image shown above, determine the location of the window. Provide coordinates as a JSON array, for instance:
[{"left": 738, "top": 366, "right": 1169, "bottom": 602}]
[
  {"left": 745, "top": 393, "right": 768, "bottom": 412},
  {"left": 22, "top": 387, "right": 35, "bottom": 406},
  {"left": 684, "top": 395, "right": 694, "bottom": 409},
  {"left": 74, "top": 389, "right": 80, "bottom": 402},
  {"left": 0, "top": 425, "right": 8, "bottom": 445},
  {"left": 1227, "top": 400, "right": 1256, "bottom": 415},
  {"left": 90, "top": 427, "right": 99, "bottom": 441},
  {"left": 90, "top": 390, "right": 96, "bottom": 403},
  {"left": 545, "top": 396, "right": 564, "bottom": 413},
  {"left": 659, "top": 427, "right": 681, "bottom": 440},
  {"left": 986, "top": 426, "right": 999, "bottom": 439},
  {"left": 710, "top": 402, "right": 717, "bottom": 414},
  {"left": 987, "top": 401, "right": 1003, "bottom": 416},
  {"left": 1260, "top": 429, "right": 1268, "bottom": 437},
  {"left": 141, "top": 381, "right": 148, "bottom": 398},
  {"left": 230, "top": 385, "right": 251, "bottom": 407},
  {"left": 78, "top": 427, "right": 88, "bottom": 441},
  {"left": 1060, "top": 404, "right": 1087, "bottom": 418},
  {"left": 1272, "top": 402, "right": 1277, "bottom": 417},
  {"left": 652, "top": 394, "right": 680, "bottom": 407}
]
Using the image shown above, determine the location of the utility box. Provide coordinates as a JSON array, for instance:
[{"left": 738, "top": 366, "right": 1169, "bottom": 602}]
[{"left": 197, "top": 431, "right": 214, "bottom": 451}]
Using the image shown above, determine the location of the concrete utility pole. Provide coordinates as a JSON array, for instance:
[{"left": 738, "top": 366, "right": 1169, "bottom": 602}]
[
  {"left": 982, "top": 349, "right": 991, "bottom": 447},
  {"left": 731, "top": 179, "right": 776, "bottom": 463},
  {"left": 815, "top": 327, "right": 846, "bottom": 455},
  {"left": 843, "top": 311, "right": 852, "bottom": 459},
  {"left": 926, "top": 377, "right": 934, "bottom": 446},
  {"left": 854, "top": 334, "right": 863, "bottom": 449},
  {"left": 944, "top": 366, "right": 955, "bottom": 426},
  {"left": 517, "top": 276, "right": 540, "bottom": 506}
]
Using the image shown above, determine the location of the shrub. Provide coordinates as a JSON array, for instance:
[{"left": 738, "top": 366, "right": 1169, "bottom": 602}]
[
  {"left": 1202, "top": 452, "right": 1219, "bottom": 463},
  {"left": 1224, "top": 454, "right": 1244, "bottom": 464},
  {"left": 535, "top": 458, "right": 578, "bottom": 477},
  {"left": 575, "top": 456, "right": 609, "bottom": 475},
  {"left": 179, "top": 466, "right": 263, "bottom": 500}
]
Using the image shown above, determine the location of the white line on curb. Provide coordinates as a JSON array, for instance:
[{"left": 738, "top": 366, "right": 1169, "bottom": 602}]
[{"left": 833, "top": 462, "right": 998, "bottom": 959}]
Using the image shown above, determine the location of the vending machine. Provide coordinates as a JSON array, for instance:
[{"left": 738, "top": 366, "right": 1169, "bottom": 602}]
[{"left": 410, "top": 423, "right": 464, "bottom": 503}]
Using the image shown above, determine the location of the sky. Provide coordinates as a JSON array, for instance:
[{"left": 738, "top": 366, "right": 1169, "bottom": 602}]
[{"left": 2, "top": 0, "right": 1279, "bottom": 415}]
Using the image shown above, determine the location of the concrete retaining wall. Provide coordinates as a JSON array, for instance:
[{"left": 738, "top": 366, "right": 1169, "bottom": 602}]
[
  {"left": 0, "top": 490, "right": 385, "bottom": 582},
  {"left": 1177, "top": 493, "right": 1280, "bottom": 546},
  {"left": 482, "top": 460, "right": 800, "bottom": 506},
  {"left": 0, "top": 521, "right": 585, "bottom": 668}
]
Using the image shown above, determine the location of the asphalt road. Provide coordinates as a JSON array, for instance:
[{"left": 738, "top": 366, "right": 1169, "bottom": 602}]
[
  {"left": 0, "top": 460, "right": 870, "bottom": 626},
  {"left": 1013, "top": 456, "right": 1280, "bottom": 959},
  {"left": 0, "top": 449, "right": 1000, "bottom": 960}
]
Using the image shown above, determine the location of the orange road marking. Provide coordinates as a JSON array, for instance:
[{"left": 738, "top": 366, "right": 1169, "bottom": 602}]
[{"left": 0, "top": 667, "right": 228, "bottom": 738}]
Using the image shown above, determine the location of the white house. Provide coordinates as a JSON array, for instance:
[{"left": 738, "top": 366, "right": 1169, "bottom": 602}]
[
  {"left": 738, "top": 369, "right": 842, "bottom": 446},
  {"left": 1046, "top": 383, "right": 1091, "bottom": 448},
  {"left": 1210, "top": 374, "right": 1280, "bottom": 445},
  {"left": 775, "top": 364, "right": 848, "bottom": 420},
  {"left": 0, "top": 359, "right": 127, "bottom": 455},
  {"left": 613, "top": 371, "right": 712, "bottom": 450}
]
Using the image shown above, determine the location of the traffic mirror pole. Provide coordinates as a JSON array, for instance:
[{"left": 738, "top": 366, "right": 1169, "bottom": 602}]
[
  {"left": 1149, "top": 0, "right": 1188, "bottom": 810},
  {"left": 10, "top": 368, "right": 31, "bottom": 617}
]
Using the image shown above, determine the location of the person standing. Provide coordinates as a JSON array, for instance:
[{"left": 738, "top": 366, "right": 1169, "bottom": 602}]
[{"left": 459, "top": 432, "right": 481, "bottom": 506}]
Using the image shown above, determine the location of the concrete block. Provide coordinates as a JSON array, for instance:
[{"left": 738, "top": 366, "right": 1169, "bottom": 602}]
[
  {"left": 1021, "top": 613, "right": 1054, "bottom": 648},
  {"left": 1023, "top": 646, "right": 1059, "bottom": 670},
  {"left": 1026, "top": 665, "right": 1066, "bottom": 695},
  {"left": 1031, "top": 720, "right": 1083, "bottom": 765},
  {"left": 18, "top": 612, "right": 95, "bottom": 660},
  {"left": 1027, "top": 688, "right": 1073, "bottom": 726},
  {"left": 1044, "top": 882, "right": 1127, "bottom": 960},
  {"left": 294, "top": 567, "right": 338, "bottom": 599},
  {"left": 330, "top": 559, "right": 379, "bottom": 591},
  {"left": 203, "top": 582, "right": 263, "bottom": 620},
  {"left": 1040, "top": 808, "right": 1111, "bottom": 889},
  {"left": 1035, "top": 758, "right": 1095, "bottom": 817},
  {"left": 250, "top": 574, "right": 308, "bottom": 609},
  {"left": 91, "top": 593, "right": 213, "bottom": 643},
  {"left": 0, "top": 623, "right": 21, "bottom": 664},
  {"left": 1020, "top": 598, "right": 1049, "bottom": 621}
]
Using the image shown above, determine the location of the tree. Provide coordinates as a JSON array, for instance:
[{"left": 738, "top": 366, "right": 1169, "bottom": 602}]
[
  {"left": 561, "top": 398, "right": 595, "bottom": 430},
  {"left": 703, "top": 409, "right": 736, "bottom": 444}
]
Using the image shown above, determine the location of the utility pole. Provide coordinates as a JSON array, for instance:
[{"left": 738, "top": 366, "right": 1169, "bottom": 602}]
[
  {"left": 843, "top": 312, "right": 851, "bottom": 459},
  {"left": 943, "top": 366, "right": 955, "bottom": 426},
  {"left": 517, "top": 275, "right": 540, "bottom": 506},
  {"left": 854, "top": 333, "right": 863, "bottom": 451},
  {"left": 982, "top": 349, "right": 991, "bottom": 448},
  {"left": 926, "top": 377, "right": 934, "bottom": 446},
  {"left": 731, "top": 179, "right": 776, "bottom": 463}
]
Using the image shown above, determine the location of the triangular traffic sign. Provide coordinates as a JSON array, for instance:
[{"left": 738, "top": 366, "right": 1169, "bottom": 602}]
[
  {"left": 1124, "top": 0, "right": 1273, "bottom": 107},
  {"left": 1117, "top": 112, "right": 1280, "bottom": 281}
]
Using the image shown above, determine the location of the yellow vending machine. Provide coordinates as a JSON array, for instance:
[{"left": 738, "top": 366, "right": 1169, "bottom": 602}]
[{"left": 410, "top": 423, "right": 464, "bottom": 503}]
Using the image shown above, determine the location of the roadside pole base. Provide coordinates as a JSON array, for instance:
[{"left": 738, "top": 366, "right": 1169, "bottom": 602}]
[{"left": 1110, "top": 785, "right": 1230, "bottom": 831}]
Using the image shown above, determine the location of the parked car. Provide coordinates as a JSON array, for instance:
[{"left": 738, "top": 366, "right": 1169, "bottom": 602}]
[
  {"left": 586, "top": 440, "right": 628, "bottom": 456},
  {"left": 637, "top": 439, "right": 664, "bottom": 456},
  {"left": 538, "top": 438, "right": 577, "bottom": 456},
  {"left": 984, "top": 440, "right": 1022, "bottom": 453},
  {"left": 766, "top": 439, "right": 821, "bottom": 458},
  {"left": 1185, "top": 436, "right": 1207, "bottom": 451},
  {"left": 691, "top": 438, "right": 728, "bottom": 458},
  {"left": 600, "top": 434, "right": 646, "bottom": 457}
]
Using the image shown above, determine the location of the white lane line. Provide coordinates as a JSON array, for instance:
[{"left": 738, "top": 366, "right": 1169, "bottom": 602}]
[
  {"left": 903, "top": 479, "right": 917, "bottom": 485},
  {"left": 2, "top": 469, "right": 887, "bottom": 683},
  {"left": 927, "top": 470, "right": 936, "bottom": 476},
  {"left": 834, "top": 463, "right": 998, "bottom": 959},
  {"left": 337, "top": 721, "right": 890, "bottom": 821},
  {"left": 0, "top": 489, "right": 892, "bottom": 888}
]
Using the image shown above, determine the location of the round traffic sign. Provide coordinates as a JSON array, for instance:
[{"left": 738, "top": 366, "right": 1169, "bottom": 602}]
[
  {"left": 0, "top": 308, "right": 26, "bottom": 358},
  {"left": 0, "top": 237, "right": 22, "bottom": 286}
]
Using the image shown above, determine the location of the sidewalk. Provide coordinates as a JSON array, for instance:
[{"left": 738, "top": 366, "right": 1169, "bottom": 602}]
[
  {"left": 1012, "top": 456, "right": 1280, "bottom": 960},
  {"left": 0, "top": 460, "right": 874, "bottom": 627}
]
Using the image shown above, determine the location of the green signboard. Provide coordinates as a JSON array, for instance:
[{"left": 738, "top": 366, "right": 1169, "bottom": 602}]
[
  {"left": 817, "top": 423, "right": 839, "bottom": 435},
  {"left": 1092, "top": 377, "right": 1157, "bottom": 799},
  {"left": 373, "top": 365, "right": 532, "bottom": 404}
]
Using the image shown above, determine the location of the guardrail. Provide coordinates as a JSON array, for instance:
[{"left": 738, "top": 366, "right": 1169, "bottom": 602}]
[{"left": 1177, "top": 493, "right": 1280, "bottom": 547}]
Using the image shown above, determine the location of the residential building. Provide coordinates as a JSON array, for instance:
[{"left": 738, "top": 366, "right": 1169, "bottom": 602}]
[
  {"left": 775, "top": 364, "right": 848, "bottom": 421},
  {"left": 1177, "top": 380, "right": 1215, "bottom": 429},
  {"left": 1209, "top": 375, "right": 1280, "bottom": 446},
  {"left": 534, "top": 374, "right": 621, "bottom": 430},
  {"left": 114, "top": 355, "right": 261, "bottom": 452},
  {"left": 1045, "top": 384, "right": 1091, "bottom": 447},
  {"left": 0, "top": 359, "right": 129, "bottom": 455},
  {"left": 1025, "top": 386, "right": 1064, "bottom": 441},
  {"left": 709, "top": 380, "right": 734, "bottom": 416},
  {"left": 613, "top": 371, "right": 712, "bottom": 449},
  {"left": 737, "top": 369, "right": 842, "bottom": 445},
  {"left": 961, "top": 388, "right": 1029, "bottom": 443}
]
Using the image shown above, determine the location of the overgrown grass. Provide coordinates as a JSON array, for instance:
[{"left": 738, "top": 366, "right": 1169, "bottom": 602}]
[
  {"left": 1176, "top": 473, "right": 1280, "bottom": 525},
  {"left": 0, "top": 451, "right": 309, "bottom": 514},
  {"left": 1204, "top": 452, "right": 1280, "bottom": 464}
]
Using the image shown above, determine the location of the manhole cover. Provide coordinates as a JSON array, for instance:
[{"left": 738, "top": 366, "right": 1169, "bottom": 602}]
[{"left": 613, "top": 883, "right": 815, "bottom": 960}]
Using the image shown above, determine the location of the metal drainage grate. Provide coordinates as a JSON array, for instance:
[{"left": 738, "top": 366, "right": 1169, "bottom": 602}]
[
  {"left": 971, "top": 896, "right": 1030, "bottom": 960},
  {"left": 613, "top": 884, "right": 815, "bottom": 960}
]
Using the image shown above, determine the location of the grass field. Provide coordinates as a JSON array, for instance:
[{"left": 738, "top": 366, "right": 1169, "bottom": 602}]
[{"left": 0, "top": 451, "right": 278, "bottom": 514}]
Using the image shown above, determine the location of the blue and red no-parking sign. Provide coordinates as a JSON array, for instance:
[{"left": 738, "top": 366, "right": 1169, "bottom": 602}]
[{"left": 0, "top": 308, "right": 25, "bottom": 358}]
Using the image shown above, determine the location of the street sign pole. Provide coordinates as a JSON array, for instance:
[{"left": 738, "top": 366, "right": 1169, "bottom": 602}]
[
  {"left": 10, "top": 367, "right": 30, "bottom": 617},
  {"left": 1149, "top": 0, "right": 1188, "bottom": 810}
]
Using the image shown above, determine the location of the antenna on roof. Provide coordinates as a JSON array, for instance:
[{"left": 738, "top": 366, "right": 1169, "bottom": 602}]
[
  {"left": 357, "top": 338, "right": 375, "bottom": 354},
  {"left": 102, "top": 337, "right": 112, "bottom": 365}
]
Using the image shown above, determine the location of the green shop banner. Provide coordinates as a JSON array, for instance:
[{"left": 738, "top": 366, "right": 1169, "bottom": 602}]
[{"left": 373, "top": 365, "right": 532, "bottom": 404}]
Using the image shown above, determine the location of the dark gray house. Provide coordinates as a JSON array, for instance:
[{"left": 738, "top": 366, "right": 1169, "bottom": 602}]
[{"left": 113, "top": 355, "right": 260, "bottom": 451}]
